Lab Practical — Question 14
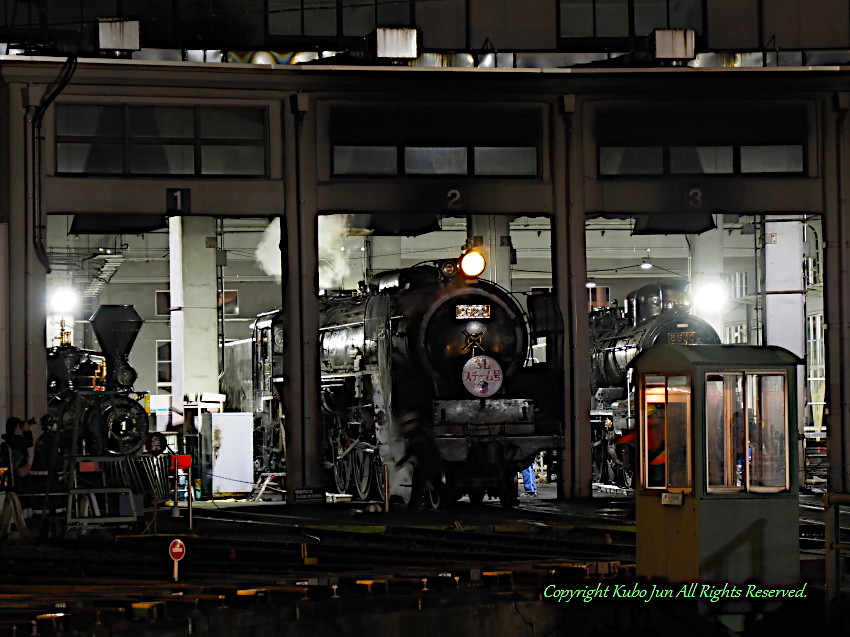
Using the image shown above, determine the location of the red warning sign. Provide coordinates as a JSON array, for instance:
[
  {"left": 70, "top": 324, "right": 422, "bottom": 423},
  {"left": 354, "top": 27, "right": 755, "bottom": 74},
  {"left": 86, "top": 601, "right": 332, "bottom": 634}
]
[{"left": 168, "top": 539, "right": 186, "bottom": 562}]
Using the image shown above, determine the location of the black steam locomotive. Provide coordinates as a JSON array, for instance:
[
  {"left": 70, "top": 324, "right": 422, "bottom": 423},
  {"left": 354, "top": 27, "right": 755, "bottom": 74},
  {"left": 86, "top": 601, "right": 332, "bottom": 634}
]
[
  {"left": 46, "top": 305, "right": 149, "bottom": 455},
  {"left": 319, "top": 250, "right": 564, "bottom": 508},
  {"left": 589, "top": 282, "right": 720, "bottom": 487},
  {"left": 222, "top": 308, "right": 286, "bottom": 475}
]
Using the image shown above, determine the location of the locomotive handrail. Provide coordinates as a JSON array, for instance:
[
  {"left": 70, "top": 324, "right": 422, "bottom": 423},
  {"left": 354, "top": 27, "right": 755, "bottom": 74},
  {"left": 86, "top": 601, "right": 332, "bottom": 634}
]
[
  {"left": 824, "top": 492, "right": 850, "bottom": 612},
  {"left": 320, "top": 321, "right": 365, "bottom": 331}
]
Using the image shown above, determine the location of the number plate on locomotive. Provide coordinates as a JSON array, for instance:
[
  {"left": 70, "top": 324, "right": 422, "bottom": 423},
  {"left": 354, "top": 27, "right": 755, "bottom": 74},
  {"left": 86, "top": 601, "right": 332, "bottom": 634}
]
[
  {"left": 668, "top": 332, "right": 698, "bottom": 344},
  {"left": 455, "top": 304, "right": 490, "bottom": 319}
]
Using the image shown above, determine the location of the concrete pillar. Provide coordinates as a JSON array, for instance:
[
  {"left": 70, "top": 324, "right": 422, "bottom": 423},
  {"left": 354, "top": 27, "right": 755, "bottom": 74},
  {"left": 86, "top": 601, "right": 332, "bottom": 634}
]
[
  {"left": 763, "top": 216, "right": 806, "bottom": 358},
  {"left": 763, "top": 215, "right": 807, "bottom": 484},
  {"left": 168, "top": 216, "right": 220, "bottom": 415},
  {"left": 689, "top": 221, "right": 725, "bottom": 338},
  {"left": 469, "top": 215, "right": 512, "bottom": 289}
]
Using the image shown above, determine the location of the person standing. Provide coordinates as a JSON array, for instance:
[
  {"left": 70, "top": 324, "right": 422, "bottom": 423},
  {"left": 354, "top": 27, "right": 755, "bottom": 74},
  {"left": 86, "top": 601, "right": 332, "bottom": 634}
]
[
  {"left": 0, "top": 417, "right": 33, "bottom": 490},
  {"left": 521, "top": 458, "right": 537, "bottom": 498},
  {"left": 30, "top": 415, "right": 64, "bottom": 537}
]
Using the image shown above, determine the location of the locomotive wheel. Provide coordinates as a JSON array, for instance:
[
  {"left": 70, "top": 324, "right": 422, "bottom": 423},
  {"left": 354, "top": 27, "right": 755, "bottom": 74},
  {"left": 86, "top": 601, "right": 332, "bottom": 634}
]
[
  {"left": 371, "top": 455, "right": 386, "bottom": 501},
  {"left": 333, "top": 451, "right": 352, "bottom": 494},
  {"left": 425, "top": 474, "right": 447, "bottom": 510},
  {"left": 467, "top": 489, "right": 485, "bottom": 505},
  {"left": 352, "top": 450, "right": 372, "bottom": 500},
  {"left": 499, "top": 472, "right": 519, "bottom": 509}
]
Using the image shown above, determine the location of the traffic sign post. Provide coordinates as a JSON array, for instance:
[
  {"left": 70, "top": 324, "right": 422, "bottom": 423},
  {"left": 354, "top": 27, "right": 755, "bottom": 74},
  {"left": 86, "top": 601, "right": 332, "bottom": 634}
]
[{"left": 168, "top": 538, "right": 186, "bottom": 582}]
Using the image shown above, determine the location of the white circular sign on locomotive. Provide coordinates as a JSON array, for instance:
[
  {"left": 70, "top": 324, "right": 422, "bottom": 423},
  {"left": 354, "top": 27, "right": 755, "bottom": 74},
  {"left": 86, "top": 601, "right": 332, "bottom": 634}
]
[{"left": 462, "top": 355, "right": 503, "bottom": 397}]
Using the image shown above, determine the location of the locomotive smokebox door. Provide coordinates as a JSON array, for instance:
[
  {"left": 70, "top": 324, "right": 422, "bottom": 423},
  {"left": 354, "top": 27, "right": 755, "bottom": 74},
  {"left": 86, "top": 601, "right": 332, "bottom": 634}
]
[{"left": 632, "top": 345, "right": 800, "bottom": 588}]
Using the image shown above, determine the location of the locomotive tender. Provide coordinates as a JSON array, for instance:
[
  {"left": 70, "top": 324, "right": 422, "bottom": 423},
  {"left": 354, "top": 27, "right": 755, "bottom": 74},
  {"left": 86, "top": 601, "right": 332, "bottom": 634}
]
[
  {"left": 589, "top": 282, "right": 720, "bottom": 487},
  {"left": 319, "top": 249, "right": 564, "bottom": 508}
]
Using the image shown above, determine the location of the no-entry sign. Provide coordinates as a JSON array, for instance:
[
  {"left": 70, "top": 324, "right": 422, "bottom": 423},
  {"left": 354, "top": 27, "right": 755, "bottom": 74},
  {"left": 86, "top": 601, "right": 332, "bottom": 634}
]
[
  {"left": 169, "top": 539, "right": 186, "bottom": 561},
  {"left": 169, "top": 539, "right": 186, "bottom": 581}
]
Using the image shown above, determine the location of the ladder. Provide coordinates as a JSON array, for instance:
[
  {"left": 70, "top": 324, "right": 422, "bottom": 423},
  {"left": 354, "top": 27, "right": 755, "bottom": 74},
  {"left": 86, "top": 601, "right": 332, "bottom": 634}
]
[{"left": 249, "top": 473, "right": 285, "bottom": 501}]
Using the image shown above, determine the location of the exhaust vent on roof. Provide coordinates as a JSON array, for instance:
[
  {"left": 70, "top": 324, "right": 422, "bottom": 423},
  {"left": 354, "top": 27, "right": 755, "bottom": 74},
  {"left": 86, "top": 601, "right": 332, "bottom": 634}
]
[
  {"left": 372, "top": 28, "right": 418, "bottom": 60},
  {"left": 653, "top": 29, "right": 695, "bottom": 62}
]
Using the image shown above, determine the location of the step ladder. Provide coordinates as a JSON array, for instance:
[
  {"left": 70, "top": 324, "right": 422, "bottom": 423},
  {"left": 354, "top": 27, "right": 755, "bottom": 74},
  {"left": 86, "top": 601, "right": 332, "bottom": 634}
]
[{"left": 249, "top": 473, "right": 285, "bottom": 501}]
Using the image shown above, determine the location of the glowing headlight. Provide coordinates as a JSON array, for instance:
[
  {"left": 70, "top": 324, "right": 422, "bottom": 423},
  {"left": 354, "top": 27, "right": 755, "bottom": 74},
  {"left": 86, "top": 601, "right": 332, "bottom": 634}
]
[
  {"left": 459, "top": 250, "right": 486, "bottom": 278},
  {"left": 693, "top": 283, "right": 726, "bottom": 312}
]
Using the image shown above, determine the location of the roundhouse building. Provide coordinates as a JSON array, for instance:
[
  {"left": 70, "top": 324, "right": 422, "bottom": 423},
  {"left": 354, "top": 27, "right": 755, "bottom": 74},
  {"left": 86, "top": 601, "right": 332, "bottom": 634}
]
[{"left": 0, "top": 1, "right": 846, "bottom": 497}]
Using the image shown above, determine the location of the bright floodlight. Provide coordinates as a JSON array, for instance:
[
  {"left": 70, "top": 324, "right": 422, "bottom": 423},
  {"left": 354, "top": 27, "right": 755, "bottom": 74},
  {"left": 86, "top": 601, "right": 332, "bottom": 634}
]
[
  {"left": 693, "top": 283, "right": 726, "bottom": 312},
  {"left": 640, "top": 257, "right": 653, "bottom": 270},
  {"left": 586, "top": 279, "right": 597, "bottom": 288},
  {"left": 49, "top": 287, "right": 79, "bottom": 313},
  {"left": 459, "top": 250, "right": 486, "bottom": 278}
]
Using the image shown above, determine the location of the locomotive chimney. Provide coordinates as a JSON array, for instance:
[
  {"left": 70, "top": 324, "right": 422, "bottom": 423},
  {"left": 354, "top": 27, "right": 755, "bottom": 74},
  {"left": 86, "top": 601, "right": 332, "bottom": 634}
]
[{"left": 88, "top": 304, "right": 144, "bottom": 390}]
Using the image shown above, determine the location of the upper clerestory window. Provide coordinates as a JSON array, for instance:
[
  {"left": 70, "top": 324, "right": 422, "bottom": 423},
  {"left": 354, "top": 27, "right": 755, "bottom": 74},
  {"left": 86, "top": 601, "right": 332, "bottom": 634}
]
[{"left": 56, "top": 104, "right": 268, "bottom": 177}]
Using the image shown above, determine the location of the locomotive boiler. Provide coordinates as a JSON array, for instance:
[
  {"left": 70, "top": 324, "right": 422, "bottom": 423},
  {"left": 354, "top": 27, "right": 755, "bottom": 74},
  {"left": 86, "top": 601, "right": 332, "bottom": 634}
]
[
  {"left": 46, "top": 304, "right": 149, "bottom": 455},
  {"left": 589, "top": 282, "right": 720, "bottom": 487},
  {"left": 320, "top": 250, "right": 564, "bottom": 508}
]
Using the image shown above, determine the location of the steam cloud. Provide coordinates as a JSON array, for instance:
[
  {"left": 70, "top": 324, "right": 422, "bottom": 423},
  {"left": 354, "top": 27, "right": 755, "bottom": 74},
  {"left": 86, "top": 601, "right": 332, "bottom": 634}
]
[
  {"left": 317, "top": 214, "right": 351, "bottom": 289},
  {"left": 254, "top": 218, "right": 283, "bottom": 281},
  {"left": 254, "top": 216, "right": 351, "bottom": 289}
]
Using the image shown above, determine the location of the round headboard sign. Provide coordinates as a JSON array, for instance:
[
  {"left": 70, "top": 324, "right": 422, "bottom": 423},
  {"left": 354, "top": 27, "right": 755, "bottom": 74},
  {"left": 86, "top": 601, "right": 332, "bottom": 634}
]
[{"left": 462, "top": 355, "right": 503, "bottom": 398}]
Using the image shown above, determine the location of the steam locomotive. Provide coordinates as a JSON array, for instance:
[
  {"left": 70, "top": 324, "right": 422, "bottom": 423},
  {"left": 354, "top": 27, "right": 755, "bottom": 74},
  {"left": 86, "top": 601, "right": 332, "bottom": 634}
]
[
  {"left": 589, "top": 282, "right": 720, "bottom": 487},
  {"left": 222, "top": 308, "right": 286, "bottom": 475},
  {"left": 46, "top": 305, "right": 149, "bottom": 455},
  {"left": 319, "top": 249, "right": 564, "bottom": 508}
]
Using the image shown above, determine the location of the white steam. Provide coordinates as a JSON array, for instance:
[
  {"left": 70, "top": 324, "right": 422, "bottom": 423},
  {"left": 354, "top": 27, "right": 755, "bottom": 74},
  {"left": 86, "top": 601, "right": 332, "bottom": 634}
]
[
  {"left": 317, "top": 214, "right": 351, "bottom": 289},
  {"left": 255, "top": 218, "right": 283, "bottom": 281},
  {"left": 254, "top": 216, "right": 351, "bottom": 289}
]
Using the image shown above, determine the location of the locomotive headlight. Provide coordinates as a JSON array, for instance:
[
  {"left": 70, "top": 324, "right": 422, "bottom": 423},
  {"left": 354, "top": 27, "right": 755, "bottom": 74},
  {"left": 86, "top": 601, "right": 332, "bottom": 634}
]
[
  {"left": 459, "top": 250, "right": 486, "bottom": 278},
  {"left": 693, "top": 282, "right": 727, "bottom": 311}
]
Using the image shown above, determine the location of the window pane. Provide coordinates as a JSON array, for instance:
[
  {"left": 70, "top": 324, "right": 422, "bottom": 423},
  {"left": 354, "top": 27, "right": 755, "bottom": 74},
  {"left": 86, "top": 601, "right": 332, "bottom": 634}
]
[
  {"left": 57, "top": 143, "right": 123, "bottom": 174},
  {"left": 157, "top": 362, "right": 172, "bottom": 383},
  {"left": 129, "top": 106, "right": 193, "bottom": 138},
  {"left": 333, "top": 146, "right": 397, "bottom": 175},
  {"left": 155, "top": 292, "right": 171, "bottom": 316},
  {"left": 218, "top": 290, "right": 239, "bottom": 315},
  {"left": 644, "top": 376, "right": 667, "bottom": 488},
  {"left": 670, "top": 0, "right": 702, "bottom": 33},
  {"left": 740, "top": 145, "right": 803, "bottom": 173},
  {"left": 129, "top": 145, "right": 195, "bottom": 174},
  {"left": 201, "top": 146, "right": 266, "bottom": 175},
  {"left": 199, "top": 107, "right": 265, "bottom": 140},
  {"left": 304, "top": 0, "right": 337, "bottom": 36},
  {"left": 56, "top": 104, "right": 122, "bottom": 137},
  {"left": 596, "top": 0, "right": 629, "bottom": 37},
  {"left": 156, "top": 341, "right": 171, "bottom": 360},
  {"left": 634, "top": 0, "right": 667, "bottom": 35},
  {"left": 268, "top": 0, "right": 302, "bottom": 35},
  {"left": 666, "top": 376, "right": 690, "bottom": 487},
  {"left": 748, "top": 374, "right": 787, "bottom": 488},
  {"left": 474, "top": 147, "right": 537, "bottom": 176},
  {"left": 560, "top": 0, "right": 594, "bottom": 37},
  {"left": 378, "top": 0, "right": 409, "bottom": 26},
  {"left": 599, "top": 146, "right": 663, "bottom": 175},
  {"left": 404, "top": 147, "right": 467, "bottom": 175},
  {"left": 706, "top": 374, "right": 745, "bottom": 488},
  {"left": 670, "top": 146, "right": 733, "bottom": 174},
  {"left": 343, "top": 0, "right": 374, "bottom": 36}
]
